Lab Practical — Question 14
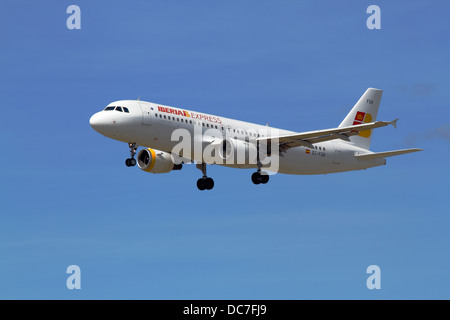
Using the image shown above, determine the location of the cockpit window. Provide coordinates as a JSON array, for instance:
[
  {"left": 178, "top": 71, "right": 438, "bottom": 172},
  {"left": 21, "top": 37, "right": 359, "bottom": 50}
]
[{"left": 105, "top": 106, "right": 129, "bottom": 112}]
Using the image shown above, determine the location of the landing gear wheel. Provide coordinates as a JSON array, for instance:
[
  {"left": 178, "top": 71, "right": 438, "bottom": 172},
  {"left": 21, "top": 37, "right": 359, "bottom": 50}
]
[
  {"left": 252, "top": 172, "right": 269, "bottom": 185},
  {"left": 125, "top": 158, "right": 136, "bottom": 167},
  {"left": 197, "top": 177, "right": 214, "bottom": 191},
  {"left": 197, "top": 178, "right": 205, "bottom": 190},
  {"left": 204, "top": 177, "right": 214, "bottom": 190},
  {"left": 196, "top": 162, "right": 214, "bottom": 190},
  {"left": 251, "top": 172, "right": 261, "bottom": 185},
  {"left": 260, "top": 173, "right": 269, "bottom": 184}
]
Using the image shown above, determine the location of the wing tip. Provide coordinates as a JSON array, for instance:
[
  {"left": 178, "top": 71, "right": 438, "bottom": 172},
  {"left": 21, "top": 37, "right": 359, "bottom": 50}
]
[{"left": 390, "top": 118, "right": 399, "bottom": 129}]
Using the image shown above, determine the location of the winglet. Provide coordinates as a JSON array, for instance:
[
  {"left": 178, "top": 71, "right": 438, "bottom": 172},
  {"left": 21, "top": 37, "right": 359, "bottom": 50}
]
[{"left": 390, "top": 118, "right": 399, "bottom": 129}]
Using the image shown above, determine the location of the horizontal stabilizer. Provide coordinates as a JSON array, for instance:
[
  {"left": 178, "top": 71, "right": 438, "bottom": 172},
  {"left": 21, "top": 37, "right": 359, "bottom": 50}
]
[{"left": 355, "top": 148, "right": 423, "bottom": 160}]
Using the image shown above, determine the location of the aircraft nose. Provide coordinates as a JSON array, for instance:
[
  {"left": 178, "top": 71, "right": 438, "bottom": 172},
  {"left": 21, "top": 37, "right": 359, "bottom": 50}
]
[
  {"left": 89, "top": 112, "right": 109, "bottom": 133},
  {"left": 89, "top": 112, "right": 100, "bottom": 128}
]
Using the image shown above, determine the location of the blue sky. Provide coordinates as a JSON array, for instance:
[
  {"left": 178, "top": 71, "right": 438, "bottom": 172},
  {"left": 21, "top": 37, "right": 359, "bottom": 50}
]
[{"left": 0, "top": 1, "right": 449, "bottom": 299}]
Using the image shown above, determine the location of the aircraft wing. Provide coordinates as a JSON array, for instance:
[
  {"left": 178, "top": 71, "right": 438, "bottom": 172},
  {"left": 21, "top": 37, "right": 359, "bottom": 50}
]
[{"left": 256, "top": 119, "right": 398, "bottom": 151}]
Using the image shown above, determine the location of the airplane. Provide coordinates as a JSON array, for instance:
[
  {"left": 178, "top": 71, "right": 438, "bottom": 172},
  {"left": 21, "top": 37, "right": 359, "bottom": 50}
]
[{"left": 89, "top": 88, "right": 422, "bottom": 190}]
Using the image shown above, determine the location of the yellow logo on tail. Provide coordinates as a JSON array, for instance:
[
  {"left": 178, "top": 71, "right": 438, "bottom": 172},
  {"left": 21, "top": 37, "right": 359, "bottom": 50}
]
[{"left": 353, "top": 112, "right": 373, "bottom": 138}]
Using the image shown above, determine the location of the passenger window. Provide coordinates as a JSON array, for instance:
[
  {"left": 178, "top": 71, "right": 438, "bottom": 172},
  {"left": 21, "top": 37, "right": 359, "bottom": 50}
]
[
  {"left": 164, "top": 115, "right": 166, "bottom": 119},
  {"left": 177, "top": 118, "right": 179, "bottom": 121},
  {"left": 116, "top": 107, "right": 123, "bottom": 112},
  {"left": 190, "top": 120, "right": 192, "bottom": 124},
  {"left": 160, "top": 114, "right": 162, "bottom": 118},
  {"left": 181, "top": 119, "right": 184, "bottom": 122}
]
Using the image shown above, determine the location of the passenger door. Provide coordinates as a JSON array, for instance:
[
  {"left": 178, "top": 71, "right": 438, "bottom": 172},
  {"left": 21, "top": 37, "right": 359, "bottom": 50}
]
[{"left": 138, "top": 102, "right": 152, "bottom": 126}]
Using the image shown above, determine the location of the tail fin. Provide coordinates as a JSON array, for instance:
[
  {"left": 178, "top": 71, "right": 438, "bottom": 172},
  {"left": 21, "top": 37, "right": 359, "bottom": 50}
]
[{"left": 339, "top": 88, "right": 383, "bottom": 150}]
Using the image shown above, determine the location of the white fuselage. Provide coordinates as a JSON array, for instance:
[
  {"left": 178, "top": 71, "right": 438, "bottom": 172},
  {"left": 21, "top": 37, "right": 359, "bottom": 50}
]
[{"left": 89, "top": 100, "right": 385, "bottom": 175}]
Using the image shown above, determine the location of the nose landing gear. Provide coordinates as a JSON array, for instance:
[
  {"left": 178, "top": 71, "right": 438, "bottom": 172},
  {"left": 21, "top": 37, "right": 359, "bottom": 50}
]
[{"left": 125, "top": 143, "right": 138, "bottom": 167}]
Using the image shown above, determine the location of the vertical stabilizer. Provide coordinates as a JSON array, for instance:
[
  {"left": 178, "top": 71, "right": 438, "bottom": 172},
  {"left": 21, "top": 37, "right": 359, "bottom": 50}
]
[{"left": 339, "top": 88, "right": 383, "bottom": 150}]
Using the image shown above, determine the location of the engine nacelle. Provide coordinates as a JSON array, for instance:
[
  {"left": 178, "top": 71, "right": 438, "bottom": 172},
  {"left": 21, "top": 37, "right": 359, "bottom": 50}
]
[
  {"left": 218, "top": 138, "right": 258, "bottom": 165},
  {"left": 137, "top": 148, "right": 178, "bottom": 174}
]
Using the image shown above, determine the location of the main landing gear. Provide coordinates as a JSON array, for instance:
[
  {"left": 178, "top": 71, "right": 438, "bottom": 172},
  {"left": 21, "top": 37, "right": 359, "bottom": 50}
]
[
  {"left": 251, "top": 144, "right": 269, "bottom": 184},
  {"left": 125, "top": 143, "right": 138, "bottom": 167},
  {"left": 196, "top": 162, "right": 214, "bottom": 191}
]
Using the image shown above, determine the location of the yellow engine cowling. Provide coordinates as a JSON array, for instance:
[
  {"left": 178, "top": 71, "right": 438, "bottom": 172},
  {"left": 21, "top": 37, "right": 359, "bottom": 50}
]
[{"left": 137, "top": 148, "right": 175, "bottom": 174}]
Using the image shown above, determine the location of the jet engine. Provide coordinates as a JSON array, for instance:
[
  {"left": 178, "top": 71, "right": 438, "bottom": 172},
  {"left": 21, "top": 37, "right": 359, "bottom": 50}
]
[{"left": 137, "top": 148, "right": 181, "bottom": 174}]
